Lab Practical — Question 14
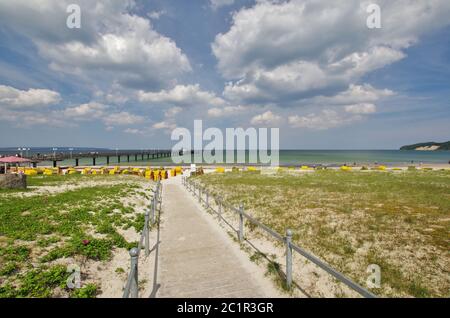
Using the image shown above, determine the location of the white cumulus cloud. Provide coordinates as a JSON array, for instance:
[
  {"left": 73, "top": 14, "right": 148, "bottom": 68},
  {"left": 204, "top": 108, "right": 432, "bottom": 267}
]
[
  {"left": 250, "top": 110, "right": 282, "bottom": 126},
  {"left": 213, "top": 0, "right": 450, "bottom": 106},
  {"left": 207, "top": 105, "right": 245, "bottom": 117},
  {"left": 139, "top": 84, "right": 225, "bottom": 107},
  {"left": 0, "top": 85, "right": 61, "bottom": 108},
  {"left": 288, "top": 109, "right": 363, "bottom": 130},
  {"left": 103, "top": 112, "right": 146, "bottom": 126},
  {"left": 345, "top": 103, "right": 376, "bottom": 114},
  {"left": 0, "top": 0, "right": 191, "bottom": 91}
]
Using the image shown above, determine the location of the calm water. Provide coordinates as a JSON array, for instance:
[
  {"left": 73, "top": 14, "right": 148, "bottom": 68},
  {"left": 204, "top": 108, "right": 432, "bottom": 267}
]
[{"left": 1, "top": 148, "right": 448, "bottom": 166}]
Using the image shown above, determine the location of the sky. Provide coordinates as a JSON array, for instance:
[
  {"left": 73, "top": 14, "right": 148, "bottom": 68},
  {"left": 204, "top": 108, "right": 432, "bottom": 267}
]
[{"left": 0, "top": 0, "right": 449, "bottom": 150}]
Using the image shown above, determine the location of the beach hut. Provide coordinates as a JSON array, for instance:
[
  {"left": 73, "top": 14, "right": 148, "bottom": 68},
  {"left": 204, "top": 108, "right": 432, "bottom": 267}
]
[{"left": 0, "top": 156, "right": 32, "bottom": 174}]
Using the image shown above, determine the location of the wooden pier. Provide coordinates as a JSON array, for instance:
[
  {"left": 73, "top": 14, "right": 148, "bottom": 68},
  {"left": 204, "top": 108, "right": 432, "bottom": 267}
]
[{"left": 24, "top": 150, "right": 172, "bottom": 167}]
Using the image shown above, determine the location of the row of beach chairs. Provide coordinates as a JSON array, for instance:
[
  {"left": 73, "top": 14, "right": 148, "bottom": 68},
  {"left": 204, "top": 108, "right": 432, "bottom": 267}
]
[{"left": 12, "top": 166, "right": 184, "bottom": 180}]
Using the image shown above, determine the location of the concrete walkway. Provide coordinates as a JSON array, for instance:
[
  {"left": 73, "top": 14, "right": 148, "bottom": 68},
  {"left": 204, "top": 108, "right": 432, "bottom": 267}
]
[{"left": 156, "top": 176, "right": 278, "bottom": 298}]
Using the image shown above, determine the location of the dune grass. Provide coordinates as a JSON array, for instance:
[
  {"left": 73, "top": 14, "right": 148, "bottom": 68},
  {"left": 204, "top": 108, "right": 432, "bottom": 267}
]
[
  {"left": 195, "top": 170, "right": 450, "bottom": 297},
  {"left": 0, "top": 174, "right": 152, "bottom": 298}
]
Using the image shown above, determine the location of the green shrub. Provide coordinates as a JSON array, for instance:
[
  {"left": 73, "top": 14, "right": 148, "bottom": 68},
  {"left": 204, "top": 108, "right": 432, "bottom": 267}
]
[
  {"left": 0, "top": 246, "right": 30, "bottom": 262},
  {"left": 37, "top": 236, "right": 60, "bottom": 247},
  {"left": 71, "top": 283, "right": 98, "bottom": 298},
  {"left": 0, "top": 283, "right": 17, "bottom": 298},
  {"left": 71, "top": 238, "right": 113, "bottom": 261},
  {"left": 18, "top": 265, "right": 69, "bottom": 298},
  {"left": 0, "top": 262, "right": 18, "bottom": 276}
]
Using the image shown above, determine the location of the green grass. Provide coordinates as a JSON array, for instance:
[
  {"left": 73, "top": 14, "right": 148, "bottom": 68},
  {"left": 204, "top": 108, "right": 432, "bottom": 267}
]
[
  {"left": 0, "top": 174, "right": 153, "bottom": 298},
  {"left": 195, "top": 170, "right": 450, "bottom": 297},
  {"left": 71, "top": 283, "right": 98, "bottom": 298},
  {"left": 26, "top": 174, "right": 111, "bottom": 187}
]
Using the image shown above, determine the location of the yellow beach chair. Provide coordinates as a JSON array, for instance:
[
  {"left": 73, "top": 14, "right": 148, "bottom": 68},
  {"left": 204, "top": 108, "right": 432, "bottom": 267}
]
[
  {"left": 215, "top": 167, "right": 225, "bottom": 173},
  {"left": 24, "top": 168, "right": 38, "bottom": 176}
]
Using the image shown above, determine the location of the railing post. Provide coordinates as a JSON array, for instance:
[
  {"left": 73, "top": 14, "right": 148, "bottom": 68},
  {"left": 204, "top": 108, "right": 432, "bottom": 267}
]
[
  {"left": 145, "top": 210, "right": 150, "bottom": 256},
  {"left": 129, "top": 247, "right": 139, "bottom": 298},
  {"left": 159, "top": 184, "right": 163, "bottom": 212},
  {"left": 238, "top": 203, "right": 244, "bottom": 242},
  {"left": 206, "top": 190, "right": 209, "bottom": 209},
  {"left": 218, "top": 197, "right": 222, "bottom": 223},
  {"left": 198, "top": 185, "right": 201, "bottom": 203},
  {"left": 285, "top": 229, "right": 293, "bottom": 289},
  {"left": 150, "top": 194, "right": 156, "bottom": 224}
]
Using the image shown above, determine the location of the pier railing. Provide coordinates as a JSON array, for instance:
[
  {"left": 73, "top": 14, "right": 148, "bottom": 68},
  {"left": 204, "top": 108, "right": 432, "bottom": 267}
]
[
  {"left": 182, "top": 176, "right": 376, "bottom": 298},
  {"left": 122, "top": 180, "right": 162, "bottom": 298}
]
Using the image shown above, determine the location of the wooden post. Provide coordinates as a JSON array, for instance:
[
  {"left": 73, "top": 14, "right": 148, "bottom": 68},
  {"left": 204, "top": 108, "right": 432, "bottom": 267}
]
[
  {"left": 286, "top": 229, "right": 293, "bottom": 289},
  {"left": 129, "top": 248, "right": 139, "bottom": 298},
  {"left": 238, "top": 204, "right": 244, "bottom": 242},
  {"left": 145, "top": 211, "right": 150, "bottom": 256}
]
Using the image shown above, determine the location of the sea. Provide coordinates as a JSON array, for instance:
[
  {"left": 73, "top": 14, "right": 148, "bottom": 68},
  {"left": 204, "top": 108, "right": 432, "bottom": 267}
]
[{"left": 1, "top": 148, "right": 449, "bottom": 166}]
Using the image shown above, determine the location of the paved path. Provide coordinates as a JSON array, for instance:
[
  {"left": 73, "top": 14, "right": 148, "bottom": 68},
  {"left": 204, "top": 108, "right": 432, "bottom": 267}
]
[{"left": 156, "top": 176, "right": 277, "bottom": 298}]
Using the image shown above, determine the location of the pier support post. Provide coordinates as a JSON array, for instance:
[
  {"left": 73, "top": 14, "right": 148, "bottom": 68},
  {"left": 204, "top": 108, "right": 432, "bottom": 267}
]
[
  {"left": 53, "top": 161, "right": 57, "bottom": 168},
  {"left": 106, "top": 156, "right": 110, "bottom": 165},
  {"left": 75, "top": 158, "right": 79, "bottom": 167},
  {"left": 286, "top": 229, "right": 293, "bottom": 289},
  {"left": 135, "top": 154, "right": 138, "bottom": 161},
  {"left": 127, "top": 155, "right": 130, "bottom": 162},
  {"left": 92, "top": 157, "right": 96, "bottom": 166},
  {"left": 238, "top": 204, "right": 244, "bottom": 242},
  {"left": 117, "top": 156, "right": 121, "bottom": 163}
]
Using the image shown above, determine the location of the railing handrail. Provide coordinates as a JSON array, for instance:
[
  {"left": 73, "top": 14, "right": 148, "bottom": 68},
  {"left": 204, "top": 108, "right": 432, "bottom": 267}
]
[
  {"left": 183, "top": 177, "right": 376, "bottom": 298},
  {"left": 122, "top": 180, "right": 162, "bottom": 298}
]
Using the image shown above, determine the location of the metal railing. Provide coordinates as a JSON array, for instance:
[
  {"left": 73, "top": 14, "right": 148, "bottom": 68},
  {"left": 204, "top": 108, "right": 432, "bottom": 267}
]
[
  {"left": 182, "top": 176, "right": 376, "bottom": 298},
  {"left": 123, "top": 180, "right": 162, "bottom": 298}
]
